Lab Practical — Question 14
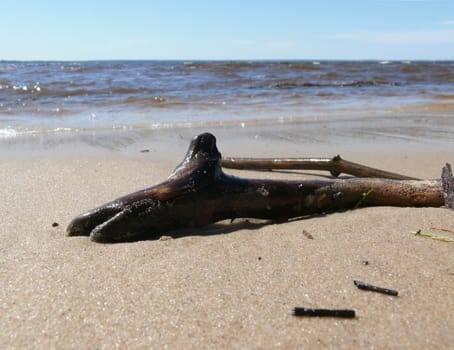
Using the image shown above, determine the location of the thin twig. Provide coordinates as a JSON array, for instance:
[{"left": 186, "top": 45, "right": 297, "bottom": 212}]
[
  {"left": 430, "top": 227, "right": 454, "bottom": 234},
  {"left": 292, "top": 307, "right": 356, "bottom": 318},
  {"left": 353, "top": 280, "right": 399, "bottom": 296}
]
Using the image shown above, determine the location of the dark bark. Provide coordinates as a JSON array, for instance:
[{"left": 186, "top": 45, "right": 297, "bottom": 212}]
[
  {"left": 67, "top": 133, "right": 452, "bottom": 243},
  {"left": 442, "top": 163, "right": 454, "bottom": 209}
]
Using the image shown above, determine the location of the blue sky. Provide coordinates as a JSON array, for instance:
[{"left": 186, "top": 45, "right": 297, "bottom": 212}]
[{"left": 1, "top": 0, "right": 454, "bottom": 60}]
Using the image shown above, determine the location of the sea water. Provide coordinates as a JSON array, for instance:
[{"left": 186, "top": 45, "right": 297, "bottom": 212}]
[{"left": 1, "top": 60, "right": 453, "bottom": 147}]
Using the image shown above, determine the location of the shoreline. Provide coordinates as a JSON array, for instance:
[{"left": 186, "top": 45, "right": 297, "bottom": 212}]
[{"left": 1, "top": 110, "right": 454, "bottom": 159}]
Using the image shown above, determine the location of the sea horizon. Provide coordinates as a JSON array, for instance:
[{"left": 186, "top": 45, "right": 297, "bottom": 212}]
[{"left": 2, "top": 58, "right": 454, "bottom": 63}]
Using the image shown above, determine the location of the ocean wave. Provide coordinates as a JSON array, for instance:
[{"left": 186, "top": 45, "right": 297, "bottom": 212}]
[
  {"left": 0, "top": 114, "right": 336, "bottom": 139},
  {"left": 419, "top": 102, "right": 454, "bottom": 112},
  {"left": 0, "top": 128, "right": 17, "bottom": 138},
  {"left": 119, "top": 96, "right": 168, "bottom": 108},
  {"left": 434, "top": 93, "right": 454, "bottom": 99},
  {"left": 0, "top": 84, "right": 155, "bottom": 99},
  {"left": 286, "top": 63, "right": 322, "bottom": 71},
  {"left": 270, "top": 80, "right": 397, "bottom": 89}
]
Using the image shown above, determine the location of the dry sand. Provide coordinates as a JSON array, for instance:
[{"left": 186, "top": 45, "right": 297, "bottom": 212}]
[{"left": 1, "top": 130, "right": 453, "bottom": 349}]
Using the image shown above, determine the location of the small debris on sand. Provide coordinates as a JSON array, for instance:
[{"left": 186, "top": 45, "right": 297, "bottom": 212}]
[{"left": 302, "top": 230, "right": 314, "bottom": 239}]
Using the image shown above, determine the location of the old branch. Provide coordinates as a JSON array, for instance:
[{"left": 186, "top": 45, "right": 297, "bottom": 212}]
[
  {"left": 67, "top": 133, "right": 452, "bottom": 243},
  {"left": 222, "top": 156, "right": 418, "bottom": 180}
]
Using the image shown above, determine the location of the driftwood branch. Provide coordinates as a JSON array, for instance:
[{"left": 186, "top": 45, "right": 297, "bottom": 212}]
[
  {"left": 222, "top": 156, "right": 418, "bottom": 180},
  {"left": 67, "top": 133, "right": 453, "bottom": 243}
]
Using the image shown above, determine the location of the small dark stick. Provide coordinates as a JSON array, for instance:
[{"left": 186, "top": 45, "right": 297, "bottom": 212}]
[
  {"left": 353, "top": 280, "right": 398, "bottom": 296},
  {"left": 292, "top": 307, "right": 355, "bottom": 318}
]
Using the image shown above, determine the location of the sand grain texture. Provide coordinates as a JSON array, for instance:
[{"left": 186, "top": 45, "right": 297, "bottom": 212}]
[{"left": 1, "top": 150, "right": 453, "bottom": 349}]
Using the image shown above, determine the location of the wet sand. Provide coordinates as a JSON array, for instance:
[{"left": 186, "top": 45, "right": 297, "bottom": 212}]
[{"left": 1, "top": 126, "right": 453, "bottom": 349}]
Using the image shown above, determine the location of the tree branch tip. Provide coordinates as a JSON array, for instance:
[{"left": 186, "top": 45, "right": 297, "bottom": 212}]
[{"left": 441, "top": 162, "right": 454, "bottom": 209}]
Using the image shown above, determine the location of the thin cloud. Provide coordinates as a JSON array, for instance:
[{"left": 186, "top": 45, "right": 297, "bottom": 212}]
[
  {"left": 230, "top": 39, "right": 297, "bottom": 50},
  {"left": 265, "top": 41, "right": 297, "bottom": 50},
  {"left": 322, "top": 30, "right": 454, "bottom": 45},
  {"left": 440, "top": 20, "right": 454, "bottom": 25},
  {"left": 113, "top": 39, "right": 155, "bottom": 47},
  {"left": 230, "top": 39, "right": 257, "bottom": 46}
]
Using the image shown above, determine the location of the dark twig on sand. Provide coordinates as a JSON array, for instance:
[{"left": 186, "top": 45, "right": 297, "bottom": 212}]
[
  {"left": 353, "top": 280, "right": 399, "bottom": 296},
  {"left": 292, "top": 307, "right": 356, "bottom": 318}
]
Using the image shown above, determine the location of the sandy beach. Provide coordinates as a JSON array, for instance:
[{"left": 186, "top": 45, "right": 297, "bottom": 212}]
[{"left": 1, "top": 125, "right": 453, "bottom": 349}]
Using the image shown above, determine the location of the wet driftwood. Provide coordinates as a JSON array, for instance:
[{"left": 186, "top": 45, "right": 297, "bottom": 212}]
[{"left": 67, "top": 133, "right": 453, "bottom": 242}]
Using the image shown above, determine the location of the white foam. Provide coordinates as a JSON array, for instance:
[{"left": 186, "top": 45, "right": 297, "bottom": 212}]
[
  {"left": 0, "top": 128, "right": 18, "bottom": 138},
  {"left": 52, "top": 127, "right": 72, "bottom": 133}
]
